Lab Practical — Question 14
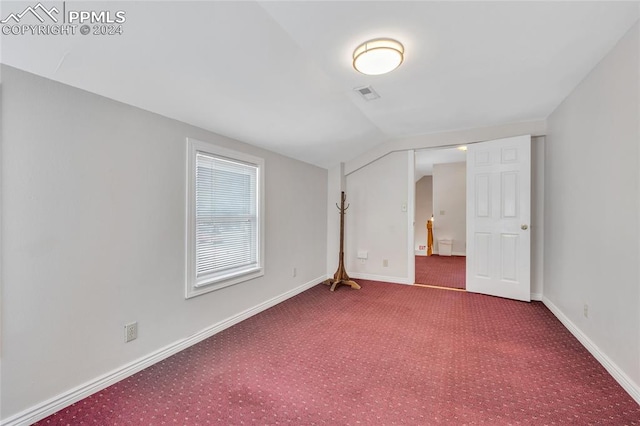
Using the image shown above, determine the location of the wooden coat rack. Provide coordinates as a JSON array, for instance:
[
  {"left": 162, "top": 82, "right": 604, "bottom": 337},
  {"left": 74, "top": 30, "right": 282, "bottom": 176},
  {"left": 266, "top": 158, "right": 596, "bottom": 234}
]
[
  {"left": 427, "top": 218, "right": 434, "bottom": 256},
  {"left": 325, "top": 191, "right": 360, "bottom": 292}
]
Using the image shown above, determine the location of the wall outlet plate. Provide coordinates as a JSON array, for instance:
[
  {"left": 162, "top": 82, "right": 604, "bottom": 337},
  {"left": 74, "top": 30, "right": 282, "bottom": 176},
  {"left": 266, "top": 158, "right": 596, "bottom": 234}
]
[{"left": 124, "top": 322, "right": 138, "bottom": 343}]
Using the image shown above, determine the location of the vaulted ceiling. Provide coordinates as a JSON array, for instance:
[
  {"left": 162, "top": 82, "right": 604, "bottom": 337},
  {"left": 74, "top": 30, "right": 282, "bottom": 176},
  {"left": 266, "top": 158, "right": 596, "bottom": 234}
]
[{"left": 2, "top": 1, "right": 638, "bottom": 168}]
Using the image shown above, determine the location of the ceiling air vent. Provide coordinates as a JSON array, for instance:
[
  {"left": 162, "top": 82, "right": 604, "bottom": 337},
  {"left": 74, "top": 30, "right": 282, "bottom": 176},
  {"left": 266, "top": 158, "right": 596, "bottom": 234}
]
[{"left": 354, "top": 85, "right": 380, "bottom": 101}]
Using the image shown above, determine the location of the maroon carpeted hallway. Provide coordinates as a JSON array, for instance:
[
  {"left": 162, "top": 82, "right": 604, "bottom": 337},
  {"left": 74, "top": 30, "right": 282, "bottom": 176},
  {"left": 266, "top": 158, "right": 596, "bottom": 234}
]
[
  {"left": 37, "top": 281, "right": 639, "bottom": 425},
  {"left": 415, "top": 255, "right": 466, "bottom": 289}
]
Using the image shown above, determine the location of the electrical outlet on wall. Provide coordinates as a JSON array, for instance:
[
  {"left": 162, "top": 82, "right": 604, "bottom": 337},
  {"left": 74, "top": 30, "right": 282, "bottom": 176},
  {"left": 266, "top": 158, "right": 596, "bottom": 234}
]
[
  {"left": 124, "top": 322, "right": 138, "bottom": 343},
  {"left": 293, "top": 267, "right": 297, "bottom": 277},
  {"left": 583, "top": 304, "right": 589, "bottom": 318},
  {"left": 383, "top": 259, "right": 389, "bottom": 267}
]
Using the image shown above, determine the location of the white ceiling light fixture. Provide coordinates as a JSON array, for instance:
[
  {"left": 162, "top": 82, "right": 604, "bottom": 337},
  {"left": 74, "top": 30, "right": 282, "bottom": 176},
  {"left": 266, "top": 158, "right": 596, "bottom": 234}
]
[{"left": 353, "top": 38, "right": 404, "bottom": 75}]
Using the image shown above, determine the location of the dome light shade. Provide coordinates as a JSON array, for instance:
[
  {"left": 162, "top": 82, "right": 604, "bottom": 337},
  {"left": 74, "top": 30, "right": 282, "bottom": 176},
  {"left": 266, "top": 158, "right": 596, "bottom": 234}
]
[{"left": 353, "top": 38, "right": 404, "bottom": 75}]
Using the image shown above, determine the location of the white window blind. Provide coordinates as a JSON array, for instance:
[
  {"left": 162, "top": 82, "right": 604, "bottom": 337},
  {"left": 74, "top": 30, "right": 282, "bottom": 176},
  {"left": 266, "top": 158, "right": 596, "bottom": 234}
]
[
  {"left": 195, "top": 152, "right": 259, "bottom": 284},
  {"left": 186, "top": 138, "right": 264, "bottom": 298}
]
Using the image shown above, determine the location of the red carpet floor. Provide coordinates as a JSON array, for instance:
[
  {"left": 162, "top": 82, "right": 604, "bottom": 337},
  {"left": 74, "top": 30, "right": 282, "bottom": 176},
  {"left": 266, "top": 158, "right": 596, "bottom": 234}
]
[
  {"left": 415, "top": 255, "right": 466, "bottom": 289},
  {"left": 37, "top": 281, "right": 639, "bottom": 425}
]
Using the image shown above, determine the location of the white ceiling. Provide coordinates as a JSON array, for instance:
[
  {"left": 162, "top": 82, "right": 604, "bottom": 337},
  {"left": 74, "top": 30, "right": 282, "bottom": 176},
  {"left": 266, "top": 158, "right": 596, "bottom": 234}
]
[{"left": 2, "top": 1, "right": 638, "bottom": 168}]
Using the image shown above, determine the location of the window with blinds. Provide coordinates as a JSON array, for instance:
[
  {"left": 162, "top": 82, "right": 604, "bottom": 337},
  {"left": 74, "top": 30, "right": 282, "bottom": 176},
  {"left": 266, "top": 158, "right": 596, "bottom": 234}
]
[{"left": 186, "top": 139, "right": 264, "bottom": 298}]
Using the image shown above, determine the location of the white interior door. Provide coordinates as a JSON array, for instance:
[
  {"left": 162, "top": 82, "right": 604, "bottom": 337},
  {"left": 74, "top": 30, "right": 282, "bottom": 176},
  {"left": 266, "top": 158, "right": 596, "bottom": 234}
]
[{"left": 466, "top": 135, "right": 531, "bottom": 301}]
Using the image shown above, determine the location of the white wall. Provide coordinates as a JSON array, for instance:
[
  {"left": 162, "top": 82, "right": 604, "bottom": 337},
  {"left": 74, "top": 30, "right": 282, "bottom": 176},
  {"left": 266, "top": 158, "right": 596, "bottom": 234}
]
[
  {"left": 414, "top": 176, "right": 433, "bottom": 254},
  {"left": 432, "top": 162, "right": 466, "bottom": 255},
  {"left": 345, "top": 151, "right": 411, "bottom": 284},
  {"left": 544, "top": 23, "right": 639, "bottom": 398},
  {"left": 0, "top": 66, "right": 328, "bottom": 422}
]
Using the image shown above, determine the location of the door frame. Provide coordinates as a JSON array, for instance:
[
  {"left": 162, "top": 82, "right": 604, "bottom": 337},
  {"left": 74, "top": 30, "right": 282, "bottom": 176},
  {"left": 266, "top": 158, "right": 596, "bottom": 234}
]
[{"left": 407, "top": 150, "right": 416, "bottom": 284}]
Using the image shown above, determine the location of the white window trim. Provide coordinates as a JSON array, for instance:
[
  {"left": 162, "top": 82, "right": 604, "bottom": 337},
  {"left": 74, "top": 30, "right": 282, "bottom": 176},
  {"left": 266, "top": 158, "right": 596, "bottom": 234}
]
[{"left": 185, "top": 138, "right": 265, "bottom": 299}]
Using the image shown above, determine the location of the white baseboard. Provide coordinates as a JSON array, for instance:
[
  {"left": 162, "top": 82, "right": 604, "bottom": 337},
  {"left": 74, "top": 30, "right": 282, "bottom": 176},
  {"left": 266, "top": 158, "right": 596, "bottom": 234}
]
[
  {"left": 349, "top": 273, "right": 412, "bottom": 285},
  {"left": 433, "top": 251, "right": 466, "bottom": 256},
  {"left": 2, "top": 276, "right": 324, "bottom": 426},
  {"left": 542, "top": 296, "right": 640, "bottom": 405},
  {"left": 530, "top": 292, "right": 542, "bottom": 301}
]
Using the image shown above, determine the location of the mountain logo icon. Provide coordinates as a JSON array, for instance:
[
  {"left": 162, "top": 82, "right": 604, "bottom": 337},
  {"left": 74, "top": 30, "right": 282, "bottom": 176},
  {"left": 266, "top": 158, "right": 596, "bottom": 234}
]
[{"left": 1, "top": 3, "right": 60, "bottom": 24}]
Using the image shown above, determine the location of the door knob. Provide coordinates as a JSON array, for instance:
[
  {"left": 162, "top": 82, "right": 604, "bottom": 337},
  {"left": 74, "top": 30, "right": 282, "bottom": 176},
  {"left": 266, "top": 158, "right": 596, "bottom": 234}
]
[{"left": 521, "top": 224, "right": 529, "bottom": 230}]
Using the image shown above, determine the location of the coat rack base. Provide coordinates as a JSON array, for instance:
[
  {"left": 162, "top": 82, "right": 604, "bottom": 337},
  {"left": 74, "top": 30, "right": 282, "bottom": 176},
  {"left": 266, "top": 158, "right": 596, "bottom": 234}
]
[
  {"left": 324, "top": 278, "right": 361, "bottom": 292},
  {"left": 324, "top": 262, "right": 361, "bottom": 291}
]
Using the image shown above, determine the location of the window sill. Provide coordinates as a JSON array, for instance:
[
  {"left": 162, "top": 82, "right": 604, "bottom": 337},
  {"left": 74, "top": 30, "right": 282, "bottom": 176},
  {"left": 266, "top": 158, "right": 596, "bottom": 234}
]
[{"left": 186, "top": 267, "right": 264, "bottom": 299}]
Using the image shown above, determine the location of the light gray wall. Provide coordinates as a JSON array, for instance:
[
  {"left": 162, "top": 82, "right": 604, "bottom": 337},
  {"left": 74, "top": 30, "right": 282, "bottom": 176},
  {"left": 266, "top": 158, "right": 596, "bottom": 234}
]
[
  {"left": 414, "top": 176, "right": 433, "bottom": 254},
  {"left": 0, "top": 65, "right": 328, "bottom": 420},
  {"left": 545, "top": 23, "right": 639, "bottom": 391},
  {"left": 345, "top": 151, "right": 411, "bottom": 283},
  {"left": 432, "top": 162, "right": 466, "bottom": 255}
]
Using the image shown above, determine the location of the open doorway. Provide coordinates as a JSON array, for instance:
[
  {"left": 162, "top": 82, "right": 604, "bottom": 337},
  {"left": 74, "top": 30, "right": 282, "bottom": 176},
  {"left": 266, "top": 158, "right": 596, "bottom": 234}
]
[{"left": 414, "top": 147, "right": 467, "bottom": 290}]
